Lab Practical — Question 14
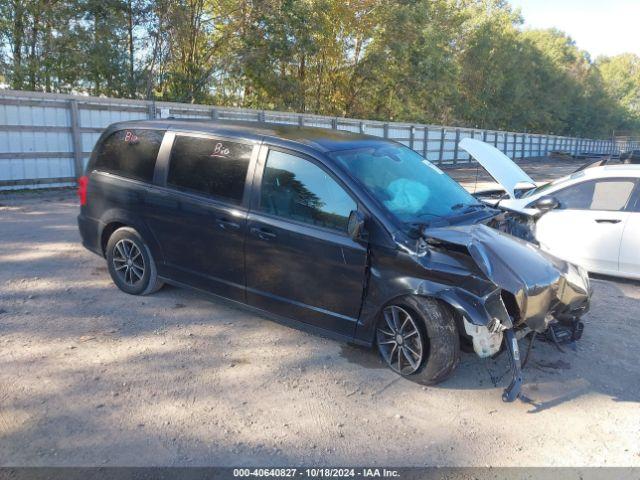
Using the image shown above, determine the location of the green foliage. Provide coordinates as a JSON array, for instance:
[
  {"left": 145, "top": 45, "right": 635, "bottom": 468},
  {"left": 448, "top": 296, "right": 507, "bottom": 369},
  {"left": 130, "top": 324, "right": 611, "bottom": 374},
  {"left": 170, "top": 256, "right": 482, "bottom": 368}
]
[
  {"left": 0, "top": 0, "right": 638, "bottom": 136},
  {"left": 597, "top": 53, "right": 640, "bottom": 134}
]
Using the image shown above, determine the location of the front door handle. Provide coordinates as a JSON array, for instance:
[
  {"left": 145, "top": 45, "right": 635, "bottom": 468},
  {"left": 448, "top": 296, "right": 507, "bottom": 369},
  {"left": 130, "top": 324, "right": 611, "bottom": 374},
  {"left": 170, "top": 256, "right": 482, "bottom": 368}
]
[
  {"left": 595, "top": 218, "right": 621, "bottom": 224},
  {"left": 250, "top": 227, "right": 277, "bottom": 240},
  {"left": 217, "top": 217, "right": 240, "bottom": 230}
]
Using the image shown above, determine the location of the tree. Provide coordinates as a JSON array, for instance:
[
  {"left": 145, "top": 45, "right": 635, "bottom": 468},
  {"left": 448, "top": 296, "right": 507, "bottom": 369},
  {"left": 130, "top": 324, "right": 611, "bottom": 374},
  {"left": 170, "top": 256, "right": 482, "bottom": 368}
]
[
  {"left": 598, "top": 53, "right": 640, "bottom": 133},
  {"left": 0, "top": 0, "right": 637, "bottom": 137}
]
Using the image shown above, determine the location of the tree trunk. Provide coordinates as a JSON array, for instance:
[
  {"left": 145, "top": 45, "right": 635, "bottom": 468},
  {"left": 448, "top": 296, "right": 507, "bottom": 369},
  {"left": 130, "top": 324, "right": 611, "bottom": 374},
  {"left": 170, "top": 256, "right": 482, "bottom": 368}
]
[
  {"left": 127, "top": 0, "right": 135, "bottom": 97},
  {"left": 29, "top": 6, "right": 41, "bottom": 90},
  {"left": 11, "top": 0, "right": 25, "bottom": 89}
]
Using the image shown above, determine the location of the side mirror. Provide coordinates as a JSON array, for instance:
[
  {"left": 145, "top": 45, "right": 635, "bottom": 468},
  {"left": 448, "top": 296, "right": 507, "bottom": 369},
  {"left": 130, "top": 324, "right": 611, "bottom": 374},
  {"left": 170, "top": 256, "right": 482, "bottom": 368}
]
[
  {"left": 534, "top": 195, "right": 559, "bottom": 212},
  {"left": 347, "top": 210, "right": 367, "bottom": 241}
]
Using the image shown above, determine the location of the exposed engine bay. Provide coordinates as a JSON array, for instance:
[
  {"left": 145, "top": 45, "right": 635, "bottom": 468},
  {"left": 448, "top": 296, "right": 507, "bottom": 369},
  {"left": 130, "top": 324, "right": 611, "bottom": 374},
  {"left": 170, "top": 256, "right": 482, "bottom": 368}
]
[{"left": 486, "top": 208, "right": 538, "bottom": 244}]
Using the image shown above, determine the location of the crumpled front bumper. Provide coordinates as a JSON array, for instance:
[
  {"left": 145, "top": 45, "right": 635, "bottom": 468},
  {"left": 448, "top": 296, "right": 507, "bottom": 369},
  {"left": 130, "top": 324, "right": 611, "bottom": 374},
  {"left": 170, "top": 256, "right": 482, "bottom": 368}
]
[{"left": 424, "top": 223, "right": 591, "bottom": 333}]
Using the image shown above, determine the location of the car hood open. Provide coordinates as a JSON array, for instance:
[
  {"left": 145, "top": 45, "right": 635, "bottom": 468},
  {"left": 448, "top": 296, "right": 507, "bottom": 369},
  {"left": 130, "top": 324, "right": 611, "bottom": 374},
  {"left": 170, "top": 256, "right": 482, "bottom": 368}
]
[
  {"left": 424, "top": 223, "right": 590, "bottom": 332},
  {"left": 459, "top": 138, "right": 536, "bottom": 199}
]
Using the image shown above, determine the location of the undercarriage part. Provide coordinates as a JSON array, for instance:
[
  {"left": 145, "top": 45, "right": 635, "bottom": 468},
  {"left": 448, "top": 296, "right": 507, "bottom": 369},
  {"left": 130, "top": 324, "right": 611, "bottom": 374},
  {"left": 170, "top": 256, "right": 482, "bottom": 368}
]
[
  {"left": 502, "top": 329, "right": 523, "bottom": 403},
  {"left": 501, "top": 319, "right": 583, "bottom": 402},
  {"left": 548, "top": 325, "right": 565, "bottom": 353},
  {"left": 537, "top": 319, "right": 584, "bottom": 345},
  {"left": 573, "top": 321, "right": 584, "bottom": 341},
  {"left": 515, "top": 326, "right": 532, "bottom": 340},
  {"left": 521, "top": 332, "right": 536, "bottom": 369}
]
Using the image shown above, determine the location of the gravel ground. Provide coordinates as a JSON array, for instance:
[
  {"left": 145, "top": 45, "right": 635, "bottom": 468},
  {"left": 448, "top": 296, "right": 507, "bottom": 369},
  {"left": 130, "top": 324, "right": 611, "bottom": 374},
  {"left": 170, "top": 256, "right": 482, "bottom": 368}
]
[{"left": 1, "top": 159, "right": 639, "bottom": 467}]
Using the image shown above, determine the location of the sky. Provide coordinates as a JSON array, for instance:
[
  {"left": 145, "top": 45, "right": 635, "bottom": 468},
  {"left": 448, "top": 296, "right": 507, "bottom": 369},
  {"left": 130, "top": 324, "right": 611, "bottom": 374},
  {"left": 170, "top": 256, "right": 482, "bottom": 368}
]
[{"left": 509, "top": 0, "right": 640, "bottom": 59}]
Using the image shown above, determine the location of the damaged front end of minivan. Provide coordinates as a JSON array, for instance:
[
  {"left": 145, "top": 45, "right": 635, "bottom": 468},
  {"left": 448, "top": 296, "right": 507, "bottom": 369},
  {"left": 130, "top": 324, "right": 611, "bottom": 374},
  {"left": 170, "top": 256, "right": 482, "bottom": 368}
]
[{"left": 413, "top": 223, "right": 590, "bottom": 401}]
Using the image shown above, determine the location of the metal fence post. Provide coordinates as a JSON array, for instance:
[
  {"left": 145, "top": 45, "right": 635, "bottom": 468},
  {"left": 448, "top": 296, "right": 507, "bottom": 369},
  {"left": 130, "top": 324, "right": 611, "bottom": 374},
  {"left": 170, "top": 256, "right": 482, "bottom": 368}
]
[
  {"left": 298, "top": 115, "right": 304, "bottom": 127},
  {"left": 535, "top": 136, "right": 540, "bottom": 157},
  {"left": 409, "top": 126, "right": 415, "bottom": 151},
  {"left": 383, "top": 123, "right": 389, "bottom": 138},
  {"left": 331, "top": 118, "right": 338, "bottom": 130},
  {"left": 69, "top": 100, "right": 84, "bottom": 179},
  {"left": 359, "top": 121, "right": 365, "bottom": 134},
  {"left": 453, "top": 129, "right": 460, "bottom": 165},
  {"left": 467, "top": 130, "right": 475, "bottom": 164},
  {"left": 423, "top": 127, "right": 429, "bottom": 158},
  {"left": 147, "top": 101, "right": 155, "bottom": 119},
  {"left": 211, "top": 107, "right": 219, "bottom": 120},
  {"left": 438, "top": 128, "right": 446, "bottom": 165},
  {"left": 503, "top": 133, "right": 508, "bottom": 154}
]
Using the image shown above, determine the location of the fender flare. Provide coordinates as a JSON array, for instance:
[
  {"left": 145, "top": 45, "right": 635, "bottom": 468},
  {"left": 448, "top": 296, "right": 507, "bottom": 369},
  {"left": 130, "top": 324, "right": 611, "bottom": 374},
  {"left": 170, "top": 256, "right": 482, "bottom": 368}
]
[
  {"left": 354, "top": 280, "right": 506, "bottom": 345},
  {"left": 98, "top": 208, "right": 163, "bottom": 262}
]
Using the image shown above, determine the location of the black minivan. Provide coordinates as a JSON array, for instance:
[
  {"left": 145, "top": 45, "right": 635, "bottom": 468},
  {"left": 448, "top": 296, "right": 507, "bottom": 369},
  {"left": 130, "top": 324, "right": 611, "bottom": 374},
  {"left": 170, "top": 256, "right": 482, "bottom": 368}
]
[{"left": 78, "top": 120, "right": 590, "bottom": 401}]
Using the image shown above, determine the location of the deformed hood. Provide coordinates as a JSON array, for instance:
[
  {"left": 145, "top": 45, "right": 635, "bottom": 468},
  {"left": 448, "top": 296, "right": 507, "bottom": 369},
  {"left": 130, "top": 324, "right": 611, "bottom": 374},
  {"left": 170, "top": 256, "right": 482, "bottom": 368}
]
[
  {"left": 459, "top": 138, "right": 536, "bottom": 199},
  {"left": 424, "top": 224, "right": 590, "bottom": 332}
]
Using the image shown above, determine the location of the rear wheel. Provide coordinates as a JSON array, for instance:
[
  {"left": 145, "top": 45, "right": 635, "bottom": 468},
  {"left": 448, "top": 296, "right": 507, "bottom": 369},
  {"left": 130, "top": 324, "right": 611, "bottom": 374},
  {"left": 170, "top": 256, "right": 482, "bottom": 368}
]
[
  {"left": 376, "top": 296, "right": 459, "bottom": 384},
  {"left": 106, "top": 227, "right": 163, "bottom": 295}
]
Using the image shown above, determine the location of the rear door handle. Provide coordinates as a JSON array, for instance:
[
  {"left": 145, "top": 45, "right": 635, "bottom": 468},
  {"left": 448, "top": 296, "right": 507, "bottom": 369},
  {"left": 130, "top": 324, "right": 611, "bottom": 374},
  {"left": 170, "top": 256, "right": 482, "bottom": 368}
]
[
  {"left": 250, "top": 227, "right": 277, "bottom": 240},
  {"left": 217, "top": 217, "right": 240, "bottom": 230},
  {"left": 595, "top": 218, "right": 622, "bottom": 224}
]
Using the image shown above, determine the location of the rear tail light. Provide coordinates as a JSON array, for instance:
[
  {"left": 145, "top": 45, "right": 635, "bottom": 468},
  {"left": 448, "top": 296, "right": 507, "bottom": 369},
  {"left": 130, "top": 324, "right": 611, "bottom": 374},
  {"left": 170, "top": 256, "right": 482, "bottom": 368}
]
[{"left": 77, "top": 176, "right": 88, "bottom": 205}]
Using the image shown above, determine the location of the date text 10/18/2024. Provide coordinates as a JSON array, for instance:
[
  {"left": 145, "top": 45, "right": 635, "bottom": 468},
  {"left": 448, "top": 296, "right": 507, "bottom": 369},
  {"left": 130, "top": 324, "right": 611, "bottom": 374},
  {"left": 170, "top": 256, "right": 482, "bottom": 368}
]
[{"left": 233, "top": 468, "right": 401, "bottom": 478}]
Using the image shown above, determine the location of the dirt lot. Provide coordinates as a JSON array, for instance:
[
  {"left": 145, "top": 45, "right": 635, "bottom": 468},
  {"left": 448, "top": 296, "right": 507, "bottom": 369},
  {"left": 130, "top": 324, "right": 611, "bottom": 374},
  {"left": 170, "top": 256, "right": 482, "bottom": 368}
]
[{"left": 1, "top": 159, "right": 639, "bottom": 467}]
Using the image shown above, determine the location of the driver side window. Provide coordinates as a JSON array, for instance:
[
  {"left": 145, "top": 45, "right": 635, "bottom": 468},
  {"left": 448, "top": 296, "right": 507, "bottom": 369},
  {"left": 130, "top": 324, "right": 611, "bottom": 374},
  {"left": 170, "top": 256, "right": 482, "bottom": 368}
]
[
  {"left": 259, "top": 150, "right": 356, "bottom": 232},
  {"left": 554, "top": 179, "right": 635, "bottom": 211}
]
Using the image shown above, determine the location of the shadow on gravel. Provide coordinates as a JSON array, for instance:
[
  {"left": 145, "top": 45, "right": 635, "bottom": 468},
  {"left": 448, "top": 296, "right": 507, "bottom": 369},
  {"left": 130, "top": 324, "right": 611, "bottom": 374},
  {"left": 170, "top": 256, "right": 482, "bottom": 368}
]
[{"left": 2, "top": 194, "right": 640, "bottom": 465}]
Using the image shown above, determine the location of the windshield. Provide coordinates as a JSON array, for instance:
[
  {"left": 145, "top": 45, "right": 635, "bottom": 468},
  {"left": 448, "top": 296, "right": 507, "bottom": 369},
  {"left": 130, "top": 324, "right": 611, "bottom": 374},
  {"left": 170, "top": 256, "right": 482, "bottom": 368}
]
[
  {"left": 329, "top": 144, "right": 483, "bottom": 224},
  {"left": 520, "top": 171, "right": 584, "bottom": 198}
]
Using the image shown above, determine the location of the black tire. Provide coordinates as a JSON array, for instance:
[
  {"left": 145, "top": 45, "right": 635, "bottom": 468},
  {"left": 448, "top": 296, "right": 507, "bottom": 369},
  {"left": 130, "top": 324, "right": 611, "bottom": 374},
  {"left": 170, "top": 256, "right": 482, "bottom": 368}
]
[
  {"left": 376, "top": 296, "right": 459, "bottom": 385},
  {"left": 106, "top": 227, "right": 163, "bottom": 295}
]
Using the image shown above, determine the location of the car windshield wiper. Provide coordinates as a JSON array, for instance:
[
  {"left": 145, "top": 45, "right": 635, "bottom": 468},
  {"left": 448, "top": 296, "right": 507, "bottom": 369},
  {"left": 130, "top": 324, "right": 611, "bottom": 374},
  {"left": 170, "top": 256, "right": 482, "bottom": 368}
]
[
  {"left": 406, "top": 212, "right": 450, "bottom": 229},
  {"left": 451, "top": 202, "right": 487, "bottom": 213}
]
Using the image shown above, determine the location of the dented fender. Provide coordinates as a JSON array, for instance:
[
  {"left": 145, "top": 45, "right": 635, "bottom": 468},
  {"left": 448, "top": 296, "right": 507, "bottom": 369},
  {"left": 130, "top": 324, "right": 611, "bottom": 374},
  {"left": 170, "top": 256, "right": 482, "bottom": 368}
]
[
  {"left": 353, "top": 245, "right": 514, "bottom": 346},
  {"left": 423, "top": 224, "right": 590, "bottom": 332}
]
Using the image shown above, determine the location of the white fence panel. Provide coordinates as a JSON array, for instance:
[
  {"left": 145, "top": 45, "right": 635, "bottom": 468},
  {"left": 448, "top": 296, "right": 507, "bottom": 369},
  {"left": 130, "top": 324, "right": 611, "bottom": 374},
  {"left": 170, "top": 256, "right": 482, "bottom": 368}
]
[{"left": 0, "top": 89, "right": 627, "bottom": 190}]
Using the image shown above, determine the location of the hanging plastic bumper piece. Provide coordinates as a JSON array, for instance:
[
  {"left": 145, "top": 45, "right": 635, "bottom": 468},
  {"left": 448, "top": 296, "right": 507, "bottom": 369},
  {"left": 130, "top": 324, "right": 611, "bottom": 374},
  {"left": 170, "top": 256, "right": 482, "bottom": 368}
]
[{"left": 502, "top": 329, "right": 523, "bottom": 402}]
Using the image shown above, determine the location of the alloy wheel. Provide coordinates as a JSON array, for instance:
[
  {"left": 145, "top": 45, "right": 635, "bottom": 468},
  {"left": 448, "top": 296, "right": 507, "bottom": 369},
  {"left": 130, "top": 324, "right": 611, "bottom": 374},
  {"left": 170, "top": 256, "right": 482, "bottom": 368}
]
[
  {"left": 377, "top": 305, "right": 424, "bottom": 375},
  {"left": 112, "top": 239, "right": 145, "bottom": 287}
]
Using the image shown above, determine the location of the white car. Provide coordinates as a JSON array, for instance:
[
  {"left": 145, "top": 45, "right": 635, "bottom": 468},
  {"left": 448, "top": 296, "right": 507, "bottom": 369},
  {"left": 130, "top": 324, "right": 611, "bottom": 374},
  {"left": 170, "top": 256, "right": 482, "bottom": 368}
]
[{"left": 460, "top": 138, "right": 640, "bottom": 280}]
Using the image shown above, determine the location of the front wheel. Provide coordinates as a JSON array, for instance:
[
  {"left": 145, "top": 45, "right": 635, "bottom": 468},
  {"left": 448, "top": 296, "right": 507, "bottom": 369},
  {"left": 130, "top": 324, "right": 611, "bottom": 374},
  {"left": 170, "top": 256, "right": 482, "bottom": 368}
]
[
  {"left": 376, "top": 296, "right": 459, "bottom": 384},
  {"left": 106, "top": 227, "right": 163, "bottom": 295}
]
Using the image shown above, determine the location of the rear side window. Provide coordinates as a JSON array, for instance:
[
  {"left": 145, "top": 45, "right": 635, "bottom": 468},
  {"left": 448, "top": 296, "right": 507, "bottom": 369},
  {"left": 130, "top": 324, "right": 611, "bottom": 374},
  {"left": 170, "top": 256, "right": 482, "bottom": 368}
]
[
  {"left": 167, "top": 135, "right": 252, "bottom": 203},
  {"left": 555, "top": 179, "right": 635, "bottom": 211},
  {"left": 93, "top": 129, "right": 163, "bottom": 182}
]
